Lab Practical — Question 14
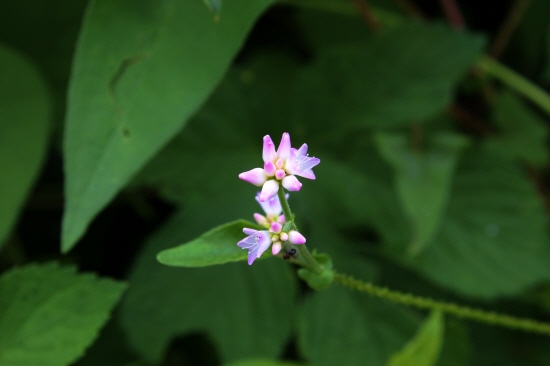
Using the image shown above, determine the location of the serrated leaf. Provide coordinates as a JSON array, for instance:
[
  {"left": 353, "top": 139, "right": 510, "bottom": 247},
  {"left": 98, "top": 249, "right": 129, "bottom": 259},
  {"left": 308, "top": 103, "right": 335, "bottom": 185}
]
[
  {"left": 400, "top": 148, "right": 550, "bottom": 298},
  {"left": 62, "top": 0, "right": 275, "bottom": 252},
  {"left": 120, "top": 209, "right": 297, "bottom": 363},
  {"left": 375, "top": 132, "right": 469, "bottom": 255},
  {"left": 0, "top": 44, "right": 51, "bottom": 249},
  {"left": 292, "top": 21, "right": 485, "bottom": 132},
  {"left": 387, "top": 311, "right": 444, "bottom": 366},
  {"left": 0, "top": 263, "right": 126, "bottom": 366},
  {"left": 157, "top": 220, "right": 261, "bottom": 267},
  {"left": 299, "top": 286, "right": 418, "bottom": 366},
  {"left": 485, "top": 91, "right": 549, "bottom": 166}
]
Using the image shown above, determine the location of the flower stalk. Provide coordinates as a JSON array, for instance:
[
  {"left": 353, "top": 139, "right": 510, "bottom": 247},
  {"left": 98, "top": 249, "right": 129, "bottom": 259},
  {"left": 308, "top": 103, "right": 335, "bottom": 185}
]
[{"left": 277, "top": 186, "right": 324, "bottom": 274}]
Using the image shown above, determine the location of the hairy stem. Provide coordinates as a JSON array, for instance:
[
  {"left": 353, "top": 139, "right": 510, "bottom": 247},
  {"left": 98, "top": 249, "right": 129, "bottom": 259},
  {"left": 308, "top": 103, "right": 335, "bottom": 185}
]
[{"left": 335, "top": 272, "right": 550, "bottom": 335}]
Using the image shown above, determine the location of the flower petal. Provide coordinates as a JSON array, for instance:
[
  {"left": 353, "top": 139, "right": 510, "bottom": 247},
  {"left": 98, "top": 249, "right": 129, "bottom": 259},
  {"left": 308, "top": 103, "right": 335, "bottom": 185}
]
[
  {"left": 257, "top": 235, "right": 272, "bottom": 258},
  {"left": 237, "top": 230, "right": 271, "bottom": 265},
  {"left": 256, "top": 192, "right": 283, "bottom": 215},
  {"left": 272, "top": 241, "right": 282, "bottom": 255},
  {"left": 259, "top": 179, "right": 280, "bottom": 202},
  {"left": 264, "top": 161, "right": 276, "bottom": 176},
  {"left": 277, "top": 132, "right": 291, "bottom": 160},
  {"left": 263, "top": 135, "right": 277, "bottom": 163},
  {"left": 282, "top": 175, "right": 302, "bottom": 191},
  {"left": 239, "top": 168, "right": 267, "bottom": 186},
  {"left": 287, "top": 143, "right": 320, "bottom": 179},
  {"left": 253, "top": 213, "right": 268, "bottom": 227},
  {"left": 289, "top": 230, "right": 306, "bottom": 244}
]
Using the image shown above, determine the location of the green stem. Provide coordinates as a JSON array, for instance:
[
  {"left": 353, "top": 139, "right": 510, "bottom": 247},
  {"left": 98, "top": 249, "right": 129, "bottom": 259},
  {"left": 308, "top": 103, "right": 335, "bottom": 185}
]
[
  {"left": 277, "top": 187, "right": 323, "bottom": 274},
  {"left": 335, "top": 272, "right": 550, "bottom": 335},
  {"left": 477, "top": 56, "right": 550, "bottom": 117}
]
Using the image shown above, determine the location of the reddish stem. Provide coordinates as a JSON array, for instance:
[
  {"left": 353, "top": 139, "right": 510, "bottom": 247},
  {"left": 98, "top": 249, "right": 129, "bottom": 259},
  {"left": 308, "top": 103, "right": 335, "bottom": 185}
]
[
  {"left": 351, "top": 0, "right": 381, "bottom": 31},
  {"left": 439, "top": 0, "right": 466, "bottom": 29},
  {"left": 489, "top": 0, "right": 532, "bottom": 59}
]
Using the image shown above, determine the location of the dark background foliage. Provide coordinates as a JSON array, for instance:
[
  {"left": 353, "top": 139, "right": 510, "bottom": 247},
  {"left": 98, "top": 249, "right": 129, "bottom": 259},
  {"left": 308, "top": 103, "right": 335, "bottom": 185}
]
[{"left": 2, "top": 0, "right": 550, "bottom": 365}]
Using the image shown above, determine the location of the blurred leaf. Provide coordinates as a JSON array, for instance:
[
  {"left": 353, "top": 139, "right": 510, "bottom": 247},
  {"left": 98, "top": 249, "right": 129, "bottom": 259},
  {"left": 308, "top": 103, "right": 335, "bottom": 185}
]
[
  {"left": 0, "top": 44, "right": 51, "bottom": 249},
  {"left": 120, "top": 209, "right": 297, "bottom": 364},
  {"left": 298, "top": 286, "right": 418, "bottom": 366},
  {"left": 62, "top": 0, "right": 275, "bottom": 252},
  {"left": 72, "top": 320, "right": 138, "bottom": 366},
  {"left": 224, "top": 359, "right": 306, "bottom": 366},
  {"left": 386, "top": 311, "right": 444, "bottom": 366},
  {"left": 485, "top": 91, "right": 549, "bottom": 166},
  {"left": 203, "top": 0, "right": 222, "bottom": 16},
  {"left": 0, "top": 263, "right": 126, "bottom": 366},
  {"left": 375, "top": 132, "right": 469, "bottom": 255},
  {"left": 292, "top": 21, "right": 485, "bottom": 134},
  {"left": 157, "top": 220, "right": 261, "bottom": 267},
  {"left": 397, "top": 148, "right": 550, "bottom": 298},
  {"left": 437, "top": 319, "right": 471, "bottom": 366}
]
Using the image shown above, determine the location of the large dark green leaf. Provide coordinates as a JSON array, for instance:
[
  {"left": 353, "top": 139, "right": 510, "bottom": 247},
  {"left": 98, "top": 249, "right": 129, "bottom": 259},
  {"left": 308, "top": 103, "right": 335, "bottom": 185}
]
[
  {"left": 398, "top": 148, "right": 550, "bottom": 298},
  {"left": 0, "top": 263, "right": 126, "bottom": 366},
  {"left": 375, "top": 132, "right": 469, "bottom": 255},
  {"left": 119, "top": 209, "right": 297, "bottom": 364},
  {"left": 291, "top": 21, "right": 485, "bottom": 133},
  {"left": 0, "top": 44, "right": 51, "bottom": 249},
  {"left": 62, "top": 0, "right": 275, "bottom": 252},
  {"left": 299, "top": 286, "right": 418, "bottom": 366}
]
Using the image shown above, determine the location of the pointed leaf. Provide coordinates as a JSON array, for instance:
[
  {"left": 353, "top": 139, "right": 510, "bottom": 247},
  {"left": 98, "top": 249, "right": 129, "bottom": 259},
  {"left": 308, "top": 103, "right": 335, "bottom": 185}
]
[
  {"left": 0, "top": 263, "right": 126, "bottom": 366},
  {"left": 0, "top": 44, "right": 51, "bottom": 249},
  {"left": 157, "top": 220, "right": 262, "bottom": 267},
  {"left": 62, "top": 0, "right": 275, "bottom": 252},
  {"left": 375, "top": 132, "right": 469, "bottom": 254},
  {"left": 386, "top": 311, "right": 444, "bottom": 366}
]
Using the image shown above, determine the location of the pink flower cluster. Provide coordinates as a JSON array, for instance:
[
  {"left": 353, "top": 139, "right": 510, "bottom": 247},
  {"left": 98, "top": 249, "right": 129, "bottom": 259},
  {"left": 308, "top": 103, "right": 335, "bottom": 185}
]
[
  {"left": 237, "top": 133, "right": 320, "bottom": 265},
  {"left": 238, "top": 193, "right": 306, "bottom": 265},
  {"left": 239, "top": 133, "right": 320, "bottom": 202}
]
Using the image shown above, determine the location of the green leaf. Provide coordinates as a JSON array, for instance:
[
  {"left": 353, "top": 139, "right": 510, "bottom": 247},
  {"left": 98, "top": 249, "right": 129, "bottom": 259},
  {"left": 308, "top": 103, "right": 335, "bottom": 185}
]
[
  {"left": 157, "top": 220, "right": 261, "bottom": 267},
  {"left": 399, "top": 148, "right": 550, "bottom": 298},
  {"left": 375, "top": 132, "right": 469, "bottom": 255},
  {"left": 120, "top": 209, "right": 297, "bottom": 363},
  {"left": 485, "top": 91, "right": 549, "bottom": 166},
  {"left": 0, "top": 263, "right": 126, "bottom": 366},
  {"left": 62, "top": 0, "right": 275, "bottom": 252},
  {"left": 297, "top": 252, "right": 335, "bottom": 290},
  {"left": 293, "top": 21, "right": 485, "bottom": 131},
  {"left": 224, "top": 359, "right": 306, "bottom": 366},
  {"left": 203, "top": 0, "right": 222, "bottom": 17},
  {"left": 299, "top": 286, "right": 418, "bottom": 366},
  {"left": 386, "top": 311, "right": 444, "bottom": 366},
  {"left": 0, "top": 44, "right": 51, "bottom": 249}
]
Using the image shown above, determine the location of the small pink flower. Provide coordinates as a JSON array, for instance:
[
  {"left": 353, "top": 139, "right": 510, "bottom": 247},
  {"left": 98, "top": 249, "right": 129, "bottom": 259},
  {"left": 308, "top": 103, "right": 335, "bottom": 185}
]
[
  {"left": 239, "top": 133, "right": 320, "bottom": 202},
  {"left": 238, "top": 229, "right": 272, "bottom": 265},
  {"left": 238, "top": 226, "right": 307, "bottom": 265},
  {"left": 238, "top": 194, "right": 306, "bottom": 265},
  {"left": 253, "top": 192, "right": 286, "bottom": 229}
]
